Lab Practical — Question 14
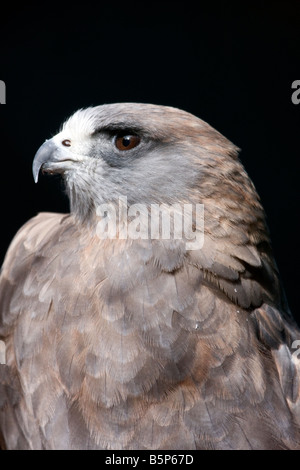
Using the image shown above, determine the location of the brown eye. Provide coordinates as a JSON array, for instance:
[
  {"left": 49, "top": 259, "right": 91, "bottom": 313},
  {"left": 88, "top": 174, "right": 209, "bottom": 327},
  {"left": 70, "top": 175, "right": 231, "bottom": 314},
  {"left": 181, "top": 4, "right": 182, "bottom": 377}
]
[
  {"left": 62, "top": 139, "right": 71, "bottom": 147},
  {"left": 115, "top": 135, "right": 140, "bottom": 151}
]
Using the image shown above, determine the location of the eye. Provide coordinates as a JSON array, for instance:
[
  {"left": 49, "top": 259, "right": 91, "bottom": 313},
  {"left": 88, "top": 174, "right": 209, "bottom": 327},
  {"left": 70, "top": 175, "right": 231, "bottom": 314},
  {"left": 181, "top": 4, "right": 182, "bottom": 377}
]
[
  {"left": 62, "top": 139, "right": 71, "bottom": 147},
  {"left": 115, "top": 134, "right": 141, "bottom": 151}
]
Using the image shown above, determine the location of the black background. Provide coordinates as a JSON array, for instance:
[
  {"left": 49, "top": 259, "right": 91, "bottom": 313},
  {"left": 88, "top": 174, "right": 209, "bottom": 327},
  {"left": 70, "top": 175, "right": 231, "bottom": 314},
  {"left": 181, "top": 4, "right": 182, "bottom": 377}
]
[{"left": 0, "top": 2, "right": 299, "bottom": 322}]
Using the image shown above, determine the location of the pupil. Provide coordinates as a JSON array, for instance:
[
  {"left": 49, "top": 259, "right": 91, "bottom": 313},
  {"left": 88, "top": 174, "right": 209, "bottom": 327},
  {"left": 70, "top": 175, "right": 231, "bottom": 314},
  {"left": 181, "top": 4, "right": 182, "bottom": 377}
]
[{"left": 123, "top": 136, "right": 131, "bottom": 147}]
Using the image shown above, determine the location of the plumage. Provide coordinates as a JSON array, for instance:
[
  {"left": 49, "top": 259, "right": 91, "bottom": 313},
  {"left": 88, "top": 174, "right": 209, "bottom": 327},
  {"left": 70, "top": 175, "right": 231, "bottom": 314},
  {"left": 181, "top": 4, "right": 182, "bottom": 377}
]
[{"left": 0, "top": 103, "right": 299, "bottom": 449}]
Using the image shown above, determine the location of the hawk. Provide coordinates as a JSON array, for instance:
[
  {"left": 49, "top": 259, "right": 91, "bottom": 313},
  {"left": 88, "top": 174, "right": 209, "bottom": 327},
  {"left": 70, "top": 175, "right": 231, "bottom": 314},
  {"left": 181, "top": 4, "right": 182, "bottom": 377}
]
[{"left": 0, "top": 103, "right": 299, "bottom": 450}]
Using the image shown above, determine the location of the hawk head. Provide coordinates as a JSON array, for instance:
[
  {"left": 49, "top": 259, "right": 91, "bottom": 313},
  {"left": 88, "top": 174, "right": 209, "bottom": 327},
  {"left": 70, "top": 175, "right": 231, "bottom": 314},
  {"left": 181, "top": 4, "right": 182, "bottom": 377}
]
[{"left": 33, "top": 103, "right": 243, "bottom": 221}]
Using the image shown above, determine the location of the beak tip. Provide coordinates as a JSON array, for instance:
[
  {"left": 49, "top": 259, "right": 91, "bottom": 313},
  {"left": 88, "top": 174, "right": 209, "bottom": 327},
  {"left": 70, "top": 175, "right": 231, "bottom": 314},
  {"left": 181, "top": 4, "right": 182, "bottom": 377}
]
[
  {"left": 32, "top": 163, "right": 40, "bottom": 184},
  {"left": 32, "top": 139, "right": 55, "bottom": 184}
]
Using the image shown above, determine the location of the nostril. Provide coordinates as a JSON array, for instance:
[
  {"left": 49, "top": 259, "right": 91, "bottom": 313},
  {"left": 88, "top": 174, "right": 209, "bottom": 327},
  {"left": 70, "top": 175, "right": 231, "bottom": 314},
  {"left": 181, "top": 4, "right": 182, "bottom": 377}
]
[{"left": 62, "top": 139, "right": 71, "bottom": 147}]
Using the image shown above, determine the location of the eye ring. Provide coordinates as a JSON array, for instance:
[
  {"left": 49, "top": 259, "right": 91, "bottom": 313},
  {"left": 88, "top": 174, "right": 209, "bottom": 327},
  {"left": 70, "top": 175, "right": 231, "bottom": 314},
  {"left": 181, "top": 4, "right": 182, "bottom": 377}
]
[
  {"left": 62, "top": 139, "right": 71, "bottom": 147},
  {"left": 115, "top": 134, "right": 141, "bottom": 151}
]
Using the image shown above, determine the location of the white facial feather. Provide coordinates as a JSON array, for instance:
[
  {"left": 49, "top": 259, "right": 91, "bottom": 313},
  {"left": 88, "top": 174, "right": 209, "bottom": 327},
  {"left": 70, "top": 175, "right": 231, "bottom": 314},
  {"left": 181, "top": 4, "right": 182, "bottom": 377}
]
[
  {"left": 51, "top": 108, "right": 100, "bottom": 158},
  {"left": 61, "top": 107, "right": 99, "bottom": 138}
]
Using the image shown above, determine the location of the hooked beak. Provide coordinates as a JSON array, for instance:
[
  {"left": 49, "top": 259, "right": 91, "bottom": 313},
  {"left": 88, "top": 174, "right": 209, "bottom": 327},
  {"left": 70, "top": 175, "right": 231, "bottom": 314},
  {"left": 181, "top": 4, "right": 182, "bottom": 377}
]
[{"left": 32, "top": 140, "right": 74, "bottom": 183}]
